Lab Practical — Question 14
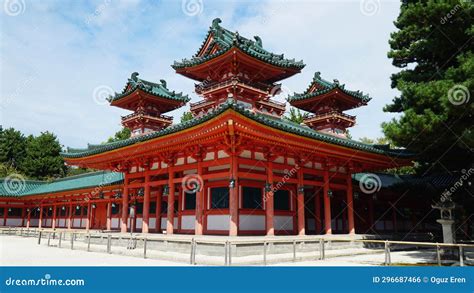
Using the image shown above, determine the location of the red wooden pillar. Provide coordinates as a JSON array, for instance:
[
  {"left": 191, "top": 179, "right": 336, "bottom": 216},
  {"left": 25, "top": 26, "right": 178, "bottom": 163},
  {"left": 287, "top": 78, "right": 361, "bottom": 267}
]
[
  {"left": 323, "top": 169, "right": 332, "bottom": 235},
  {"left": 106, "top": 202, "right": 112, "bottom": 231},
  {"left": 229, "top": 153, "right": 239, "bottom": 236},
  {"left": 297, "top": 166, "right": 305, "bottom": 235},
  {"left": 26, "top": 208, "right": 31, "bottom": 229},
  {"left": 67, "top": 203, "right": 72, "bottom": 229},
  {"left": 346, "top": 171, "right": 355, "bottom": 234},
  {"left": 195, "top": 157, "right": 204, "bottom": 235},
  {"left": 155, "top": 187, "right": 162, "bottom": 233},
  {"left": 265, "top": 159, "right": 274, "bottom": 236},
  {"left": 315, "top": 189, "right": 322, "bottom": 234},
  {"left": 52, "top": 205, "right": 57, "bottom": 229},
  {"left": 142, "top": 170, "right": 151, "bottom": 233},
  {"left": 38, "top": 206, "right": 43, "bottom": 229},
  {"left": 86, "top": 202, "right": 91, "bottom": 231},
  {"left": 121, "top": 175, "right": 129, "bottom": 233},
  {"left": 166, "top": 164, "right": 175, "bottom": 234}
]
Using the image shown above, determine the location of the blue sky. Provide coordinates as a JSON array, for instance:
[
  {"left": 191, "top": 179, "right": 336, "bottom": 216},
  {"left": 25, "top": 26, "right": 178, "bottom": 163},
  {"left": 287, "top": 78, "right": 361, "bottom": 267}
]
[{"left": 1, "top": 0, "right": 402, "bottom": 149}]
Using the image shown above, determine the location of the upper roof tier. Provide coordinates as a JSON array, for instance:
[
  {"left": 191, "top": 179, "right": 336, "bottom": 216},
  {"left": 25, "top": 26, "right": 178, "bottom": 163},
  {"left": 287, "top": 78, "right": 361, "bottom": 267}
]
[
  {"left": 172, "top": 18, "right": 305, "bottom": 83},
  {"left": 288, "top": 72, "right": 372, "bottom": 112},
  {"left": 108, "top": 72, "right": 190, "bottom": 112}
]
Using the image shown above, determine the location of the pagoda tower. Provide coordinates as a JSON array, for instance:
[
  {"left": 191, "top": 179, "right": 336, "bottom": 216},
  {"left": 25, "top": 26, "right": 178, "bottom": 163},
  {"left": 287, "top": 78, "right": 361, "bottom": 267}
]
[
  {"left": 172, "top": 18, "right": 305, "bottom": 118},
  {"left": 109, "top": 72, "right": 190, "bottom": 137},
  {"left": 288, "top": 72, "right": 371, "bottom": 138}
]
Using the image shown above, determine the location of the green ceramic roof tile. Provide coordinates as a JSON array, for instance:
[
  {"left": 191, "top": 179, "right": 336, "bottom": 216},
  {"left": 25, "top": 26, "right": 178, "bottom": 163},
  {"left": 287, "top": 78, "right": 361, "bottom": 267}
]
[
  {"left": 0, "top": 179, "right": 46, "bottom": 197},
  {"left": 287, "top": 71, "right": 372, "bottom": 103},
  {"left": 172, "top": 18, "right": 305, "bottom": 70},
  {"left": 0, "top": 171, "right": 123, "bottom": 198},
  {"left": 61, "top": 98, "right": 414, "bottom": 159},
  {"left": 109, "top": 72, "right": 190, "bottom": 104}
]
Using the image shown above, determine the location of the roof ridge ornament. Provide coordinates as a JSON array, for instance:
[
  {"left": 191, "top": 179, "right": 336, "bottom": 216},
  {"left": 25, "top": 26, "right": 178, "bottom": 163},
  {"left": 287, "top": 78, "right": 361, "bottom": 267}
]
[
  {"left": 254, "top": 36, "right": 262, "bottom": 47},
  {"left": 212, "top": 18, "right": 222, "bottom": 29},
  {"left": 313, "top": 71, "right": 321, "bottom": 80},
  {"left": 160, "top": 79, "right": 167, "bottom": 89},
  {"left": 333, "top": 79, "right": 339, "bottom": 86},
  {"left": 131, "top": 72, "right": 139, "bottom": 82}
]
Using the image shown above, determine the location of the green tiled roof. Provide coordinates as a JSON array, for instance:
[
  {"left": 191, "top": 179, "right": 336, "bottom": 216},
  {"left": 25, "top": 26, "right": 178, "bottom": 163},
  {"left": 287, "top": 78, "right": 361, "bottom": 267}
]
[
  {"left": 109, "top": 72, "right": 190, "bottom": 104},
  {"left": 62, "top": 98, "right": 414, "bottom": 159},
  {"left": 172, "top": 18, "right": 305, "bottom": 70},
  {"left": 0, "top": 171, "right": 123, "bottom": 198},
  {"left": 0, "top": 178, "right": 46, "bottom": 197},
  {"left": 288, "top": 71, "right": 372, "bottom": 104}
]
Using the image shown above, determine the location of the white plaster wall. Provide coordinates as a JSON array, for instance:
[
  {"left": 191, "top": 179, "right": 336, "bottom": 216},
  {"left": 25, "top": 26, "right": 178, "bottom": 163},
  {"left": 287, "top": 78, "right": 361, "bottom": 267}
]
[
  {"left": 5, "top": 219, "right": 22, "bottom": 226},
  {"left": 136, "top": 218, "right": 142, "bottom": 229},
  {"left": 30, "top": 219, "right": 39, "bottom": 227},
  {"left": 239, "top": 215, "right": 265, "bottom": 231},
  {"left": 274, "top": 216, "right": 293, "bottom": 231},
  {"left": 160, "top": 217, "right": 178, "bottom": 230},
  {"left": 45, "top": 219, "right": 52, "bottom": 227},
  {"left": 80, "top": 219, "right": 86, "bottom": 228},
  {"left": 181, "top": 215, "right": 195, "bottom": 230},
  {"left": 111, "top": 218, "right": 119, "bottom": 229},
  {"left": 73, "top": 219, "right": 80, "bottom": 228},
  {"left": 59, "top": 219, "right": 66, "bottom": 227},
  {"left": 207, "top": 215, "right": 230, "bottom": 231},
  {"left": 149, "top": 217, "right": 156, "bottom": 229}
]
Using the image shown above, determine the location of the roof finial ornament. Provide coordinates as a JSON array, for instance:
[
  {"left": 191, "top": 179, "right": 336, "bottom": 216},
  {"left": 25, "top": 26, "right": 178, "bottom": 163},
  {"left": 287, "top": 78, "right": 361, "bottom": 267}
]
[
  {"left": 131, "top": 72, "right": 139, "bottom": 82},
  {"left": 313, "top": 71, "right": 321, "bottom": 80},
  {"left": 212, "top": 18, "right": 222, "bottom": 29},
  {"left": 160, "top": 79, "right": 167, "bottom": 89},
  {"left": 333, "top": 79, "right": 339, "bottom": 86},
  {"left": 254, "top": 36, "right": 262, "bottom": 47}
]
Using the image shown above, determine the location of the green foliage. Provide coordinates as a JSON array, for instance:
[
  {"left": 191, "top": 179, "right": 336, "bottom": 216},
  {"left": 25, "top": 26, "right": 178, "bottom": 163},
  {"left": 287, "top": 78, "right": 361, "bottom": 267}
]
[
  {"left": 106, "top": 127, "right": 131, "bottom": 143},
  {"left": 359, "top": 136, "right": 392, "bottom": 146},
  {"left": 383, "top": 0, "right": 474, "bottom": 173},
  {"left": 21, "top": 132, "right": 66, "bottom": 180},
  {"left": 0, "top": 127, "right": 27, "bottom": 170},
  {"left": 180, "top": 111, "right": 194, "bottom": 123},
  {"left": 66, "top": 166, "right": 96, "bottom": 177},
  {"left": 284, "top": 107, "right": 308, "bottom": 124},
  {"left": 0, "top": 163, "right": 21, "bottom": 178}
]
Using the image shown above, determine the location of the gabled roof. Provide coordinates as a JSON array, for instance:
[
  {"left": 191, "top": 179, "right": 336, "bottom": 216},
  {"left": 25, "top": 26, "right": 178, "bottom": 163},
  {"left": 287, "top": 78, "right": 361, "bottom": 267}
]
[
  {"left": 0, "top": 171, "right": 123, "bottom": 198},
  {"left": 172, "top": 18, "right": 305, "bottom": 71},
  {"left": 61, "top": 98, "right": 414, "bottom": 159},
  {"left": 288, "top": 72, "right": 372, "bottom": 104},
  {"left": 108, "top": 72, "right": 190, "bottom": 105}
]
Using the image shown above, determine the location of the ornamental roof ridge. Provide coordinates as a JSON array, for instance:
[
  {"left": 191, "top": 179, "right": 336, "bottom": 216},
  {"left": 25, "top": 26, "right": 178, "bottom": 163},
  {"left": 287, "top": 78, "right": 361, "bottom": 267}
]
[
  {"left": 287, "top": 71, "right": 372, "bottom": 103},
  {"left": 172, "top": 18, "right": 305, "bottom": 70},
  {"left": 108, "top": 72, "right": 190, "bottom": 104}
]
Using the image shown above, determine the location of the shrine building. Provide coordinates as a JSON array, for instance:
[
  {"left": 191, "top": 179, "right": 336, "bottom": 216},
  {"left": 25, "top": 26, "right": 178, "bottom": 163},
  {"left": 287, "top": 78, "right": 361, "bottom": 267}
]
[{"left": 0, "top": 19, "right": 416, "bottom": 236}]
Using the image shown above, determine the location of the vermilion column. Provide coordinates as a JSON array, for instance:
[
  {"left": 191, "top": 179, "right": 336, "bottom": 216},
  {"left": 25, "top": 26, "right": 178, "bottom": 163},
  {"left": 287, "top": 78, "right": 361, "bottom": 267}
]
[
  {"left": 155, "top": 187, "right": 162, "bottom": 233},
  {"left": 106, "top": 202, "right": 112, "bottom": 231},
  {"left": 67, "top": 203, "right": 72, "bottom": 229},
  {"left": 297, "top": 167, "right": 305, "bottom": 235},
  {"left": 26, "top": 208, "right": 31, "bottom": 228},
  {"left": 52, "top": 205, "right": 57, "bottom": 229},
  {"left": 346, "top": 172, "right": 355, "bottom": 234},
  {"left": 142, "top": 173, "right": 151, "bottom": 233},
  {"left": 229, "top": 154, "right": 239, "bottom": 236},
  {"left": 85, "top": 202, "right": 91, "bottom": 231},
  {"left": 121, "top": 180, "right": 129, "bottom": 233},
  {"left": 265, "top": 160, "right": 274, "bottom": 236},
  {"left": 166, "top": 165, "right": 175, "bottom": 234},
  {"left": 195, "top": 158, "right": 204, "bottom": 235},
  {"left": 38, "top": 206, "right": 43, "bottom": 229},
  {"left": 323, "top": 169, "right": 332, "bottom": 235}
]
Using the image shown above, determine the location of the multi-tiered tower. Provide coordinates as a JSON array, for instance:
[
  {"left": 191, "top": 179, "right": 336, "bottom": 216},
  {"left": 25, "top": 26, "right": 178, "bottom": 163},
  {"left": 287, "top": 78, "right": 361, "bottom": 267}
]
[
  {"left": 109, "top": 72, "right": 190, "bottom": 137},
  {"left": 172, "top": 18, "right": 305, "bottom": 118},
  {"left": 288, "top": 72, "right": 371, "bottom": 138}
]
